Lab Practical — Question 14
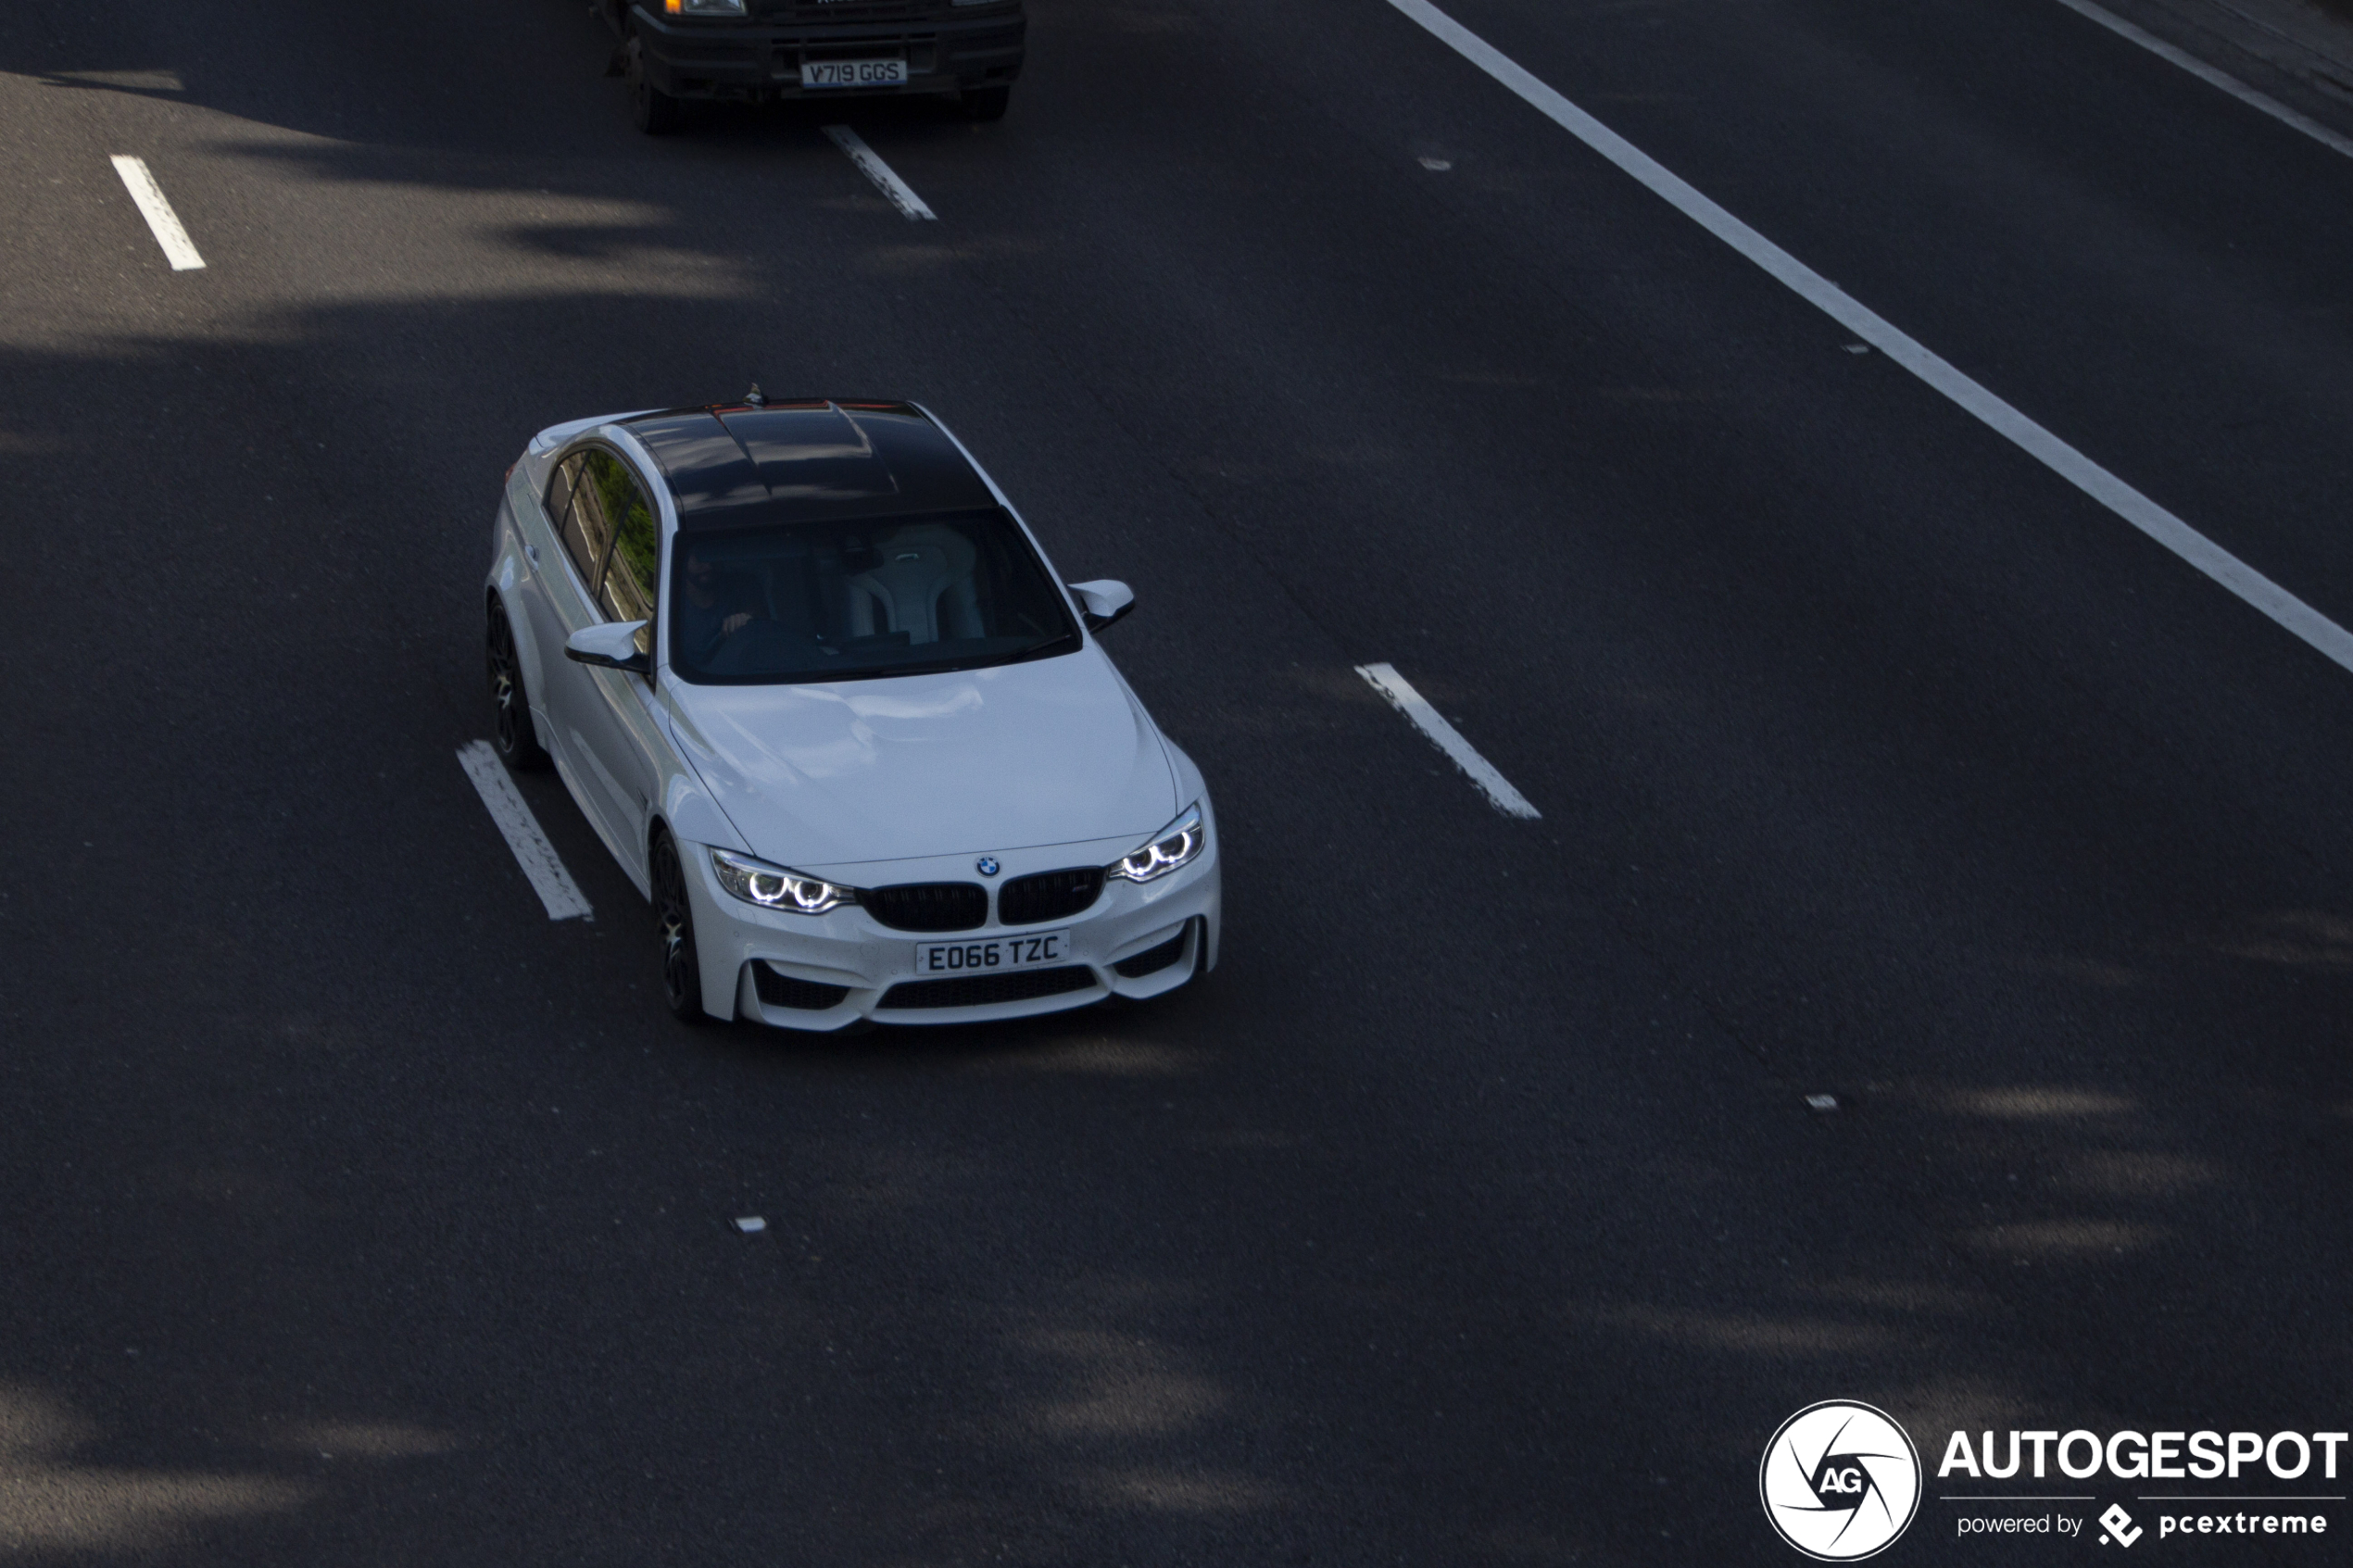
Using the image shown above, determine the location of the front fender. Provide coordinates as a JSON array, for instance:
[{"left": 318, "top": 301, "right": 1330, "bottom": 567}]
[
  {"left": 1161, "top": 734, "right": 1208, "bottom": 814},
  {"left": 659, "top": 751, "right": 754, "bottom": 1023},
  {"left": 660, "top": 754, "right": 750, "bottom": 857}
]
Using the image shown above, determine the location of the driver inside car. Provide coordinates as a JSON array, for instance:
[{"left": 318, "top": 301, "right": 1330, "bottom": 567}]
[{"left": 674, "top": 547, "right": 764, "bottom": 660}]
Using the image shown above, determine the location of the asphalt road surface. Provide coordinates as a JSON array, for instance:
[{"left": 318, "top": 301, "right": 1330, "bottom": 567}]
[{"left": 6, "top": 0, "right": 2353, "bottom": 1562}]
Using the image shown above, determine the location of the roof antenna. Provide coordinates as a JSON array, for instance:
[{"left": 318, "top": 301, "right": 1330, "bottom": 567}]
[{"left": 744, "top": 382, "right": 766, "bottom": 408}]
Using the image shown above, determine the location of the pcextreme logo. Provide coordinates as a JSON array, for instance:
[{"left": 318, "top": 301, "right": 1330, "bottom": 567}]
[{"left": 1761, "top": 1400, "right": 1924, "bottom": 1561}]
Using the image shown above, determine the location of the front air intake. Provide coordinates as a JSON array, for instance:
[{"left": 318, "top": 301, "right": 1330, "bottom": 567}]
[
  {"left": 878, "top": 967, "right": 1097, "bottom": 1010},
  {"left": 754, "top": 966, "right": 851, "bottom": 1010},
  {"left": 1113, "top": 923, "right": 1190, "bottom": 979}
]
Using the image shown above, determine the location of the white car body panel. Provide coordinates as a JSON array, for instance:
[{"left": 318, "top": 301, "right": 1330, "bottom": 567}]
[
  {"left": 664, "top": 657, "right": 1176, "bottom": 869},
  {"left": 484, "top": 403, "right": 1220, "bottom": 1029}
]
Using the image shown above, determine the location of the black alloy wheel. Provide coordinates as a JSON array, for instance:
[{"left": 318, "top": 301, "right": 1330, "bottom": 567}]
[
  {"left": 652, "top": 833, "right": 711, "bottom": 1023},
  {"left": 627, "top": 40, "right": 682, "bottom": 135},
  {"left": 486, "top": 600, "right": 549, "bottom": 770},
  {"left": 961, "top": 85, "right": 1011, "bottom": 121}
]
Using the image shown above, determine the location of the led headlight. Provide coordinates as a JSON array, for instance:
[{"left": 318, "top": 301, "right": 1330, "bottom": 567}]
[
  {"left": 711, "top": 849, "right": 856, "bottom": 914},
  {"left": 1108, "top": 803, "right": 1205, "bottom": 884},
  {"left": 666, "top": 0, "right": 747, "bottom": 13}
]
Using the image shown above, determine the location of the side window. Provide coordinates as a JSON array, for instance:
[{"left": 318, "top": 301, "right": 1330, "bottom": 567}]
[
  {"left": 543, "top": 455, "right": 582, "bottom": 566},
  {"left": 547, "top": 451, "right": 613, "bottom": 595},
  {"left": 596, "top": 456, "right": 661, "bottom": 626},
  {"left": 543, "top": 456, "right": 580, "bottom": 538},
  {"left": 575, "top": 451, "right": 646, "bottom": 616}
]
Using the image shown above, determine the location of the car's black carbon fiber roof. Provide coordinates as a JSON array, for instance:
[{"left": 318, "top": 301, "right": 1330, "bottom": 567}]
[{"left": 626, "top": 400, "right": 992, "bottom": 527}]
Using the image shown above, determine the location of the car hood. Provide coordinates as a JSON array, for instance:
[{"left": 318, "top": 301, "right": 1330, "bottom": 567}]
[{"left": 662, "top": 649, "right": 1179, "bottom": 869}]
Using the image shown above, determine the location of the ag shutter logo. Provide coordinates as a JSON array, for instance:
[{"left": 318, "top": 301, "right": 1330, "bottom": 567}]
[{"left": 1761, "top": 1400, "right": 1923, "bottom": 1561}]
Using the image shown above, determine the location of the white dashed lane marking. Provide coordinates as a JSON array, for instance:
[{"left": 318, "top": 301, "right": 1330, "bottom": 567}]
[
  {"left": 457, "top": 741, "right": 593, "bottom": 922},
  {"left": 109, "top": 156, "right": 206, "bottom": 270},
  {"left": 1388, "top": 0, "right": 2353, "bottom": 681},
  {"left": 823, "top": 125, "right": 937, "bottom": 220},
  {"left": 1357, "top": 663, "right": 1542, "bottom": 820}
]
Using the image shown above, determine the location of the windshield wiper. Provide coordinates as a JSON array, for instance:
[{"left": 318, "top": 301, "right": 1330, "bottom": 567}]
[
  {"left": 824, "top": 636, "right": 1078, "bottom": 682},
  {"left": 1009, "top": 632, "right": 1080, "bottom": 661}
]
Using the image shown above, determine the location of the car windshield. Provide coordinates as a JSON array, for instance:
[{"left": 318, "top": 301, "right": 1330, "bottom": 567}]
[{"left": 667, "top": 509, "right": 1082, "bottom": 684}]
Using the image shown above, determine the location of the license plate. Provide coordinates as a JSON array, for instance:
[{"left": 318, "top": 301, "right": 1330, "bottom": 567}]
[
  {"left": 915, "top": 930, "right": 1069, "bottom": 974},
  {"left": 803, "top": 57, "right": 908, "bottom": 89}
]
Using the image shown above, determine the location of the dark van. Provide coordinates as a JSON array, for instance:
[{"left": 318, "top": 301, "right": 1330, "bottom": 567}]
[{"left": 598, "top": 0, "right": 1025, "bottom": 132}]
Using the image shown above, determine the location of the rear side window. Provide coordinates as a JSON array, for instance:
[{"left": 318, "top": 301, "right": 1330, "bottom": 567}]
[{"left": 545, "top": 455, "right": 608, "bottom": 591}]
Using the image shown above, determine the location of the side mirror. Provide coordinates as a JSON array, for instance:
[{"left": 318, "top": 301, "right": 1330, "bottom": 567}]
[
  {"left": 1068, "top": 579, "right": 1136, "bottom": 633},
  {"left": 566, "top": 620, "right": 652, "bottom": 676}
]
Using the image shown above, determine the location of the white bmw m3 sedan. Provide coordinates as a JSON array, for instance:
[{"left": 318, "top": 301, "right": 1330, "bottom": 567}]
[{"left": 483, "top": 394, "right": 1219, "bottom": 1029}]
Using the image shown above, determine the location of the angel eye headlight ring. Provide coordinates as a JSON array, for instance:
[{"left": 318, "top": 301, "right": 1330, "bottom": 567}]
[
  {"left": 710, "top": 849, "right": 857, "bottom": 914},
  {"left": 1108, "top": 804, "right": 1205, "bottom": 884}
]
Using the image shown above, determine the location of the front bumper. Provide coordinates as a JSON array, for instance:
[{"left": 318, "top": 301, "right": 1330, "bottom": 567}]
[
  {"left": 683, "top": 828, "right": 1222, "bottom": 1029},
  {"left": 631, "top": 6, "right": 1024, "bottom": 102}
]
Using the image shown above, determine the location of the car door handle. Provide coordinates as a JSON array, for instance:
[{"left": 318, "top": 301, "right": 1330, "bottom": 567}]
[{"left": 525, "top": 544, "right": 542, "bottom": 565}]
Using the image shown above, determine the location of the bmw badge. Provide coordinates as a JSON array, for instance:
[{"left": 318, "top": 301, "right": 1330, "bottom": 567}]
[{"left": 976, "top": 857, "right": 1000, "bottom": 877}]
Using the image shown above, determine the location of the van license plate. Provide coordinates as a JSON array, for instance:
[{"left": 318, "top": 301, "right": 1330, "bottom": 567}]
[{"left": 804, "top": 57, "right": 908, "bottom": 88}]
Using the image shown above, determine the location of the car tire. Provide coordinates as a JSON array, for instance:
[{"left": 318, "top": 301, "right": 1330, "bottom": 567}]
[
  {"left": 961, "top": 85, "right": 1011, "bottom": 121},
  {"left": 627, "top": 42, "right": 683, "bottom": 135},
  {"left": 486, "top": 598, "right": 550, "bottom": 770},
  {"left": 652, "top": 832, "right": 714, "bottom": 1024}
]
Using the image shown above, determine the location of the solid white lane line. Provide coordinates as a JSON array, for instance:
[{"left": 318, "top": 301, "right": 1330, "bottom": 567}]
[
  {"left": 456, "top": 741, "right": 593, "bottom": 922},
  {"left": 822, "top": 125, "right": 937, "bottom": 220},
  {"left": 1356, "top": 663, "right": 1542, "bottom": 820},
  {"left": 108, "top": 156, "right": 206, "bottom": 270},
  {"left": 1387, "top": 0, "right": 2353, "bottom": 680},
  {"left": 2048, "top": 0, "right": 2353, "bottom": 161}
]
